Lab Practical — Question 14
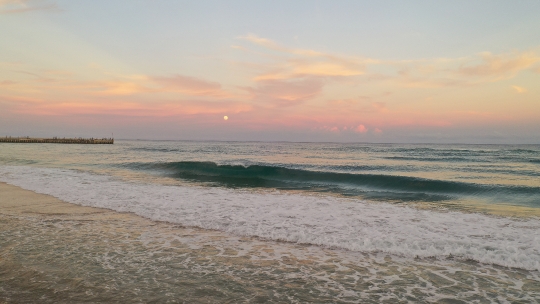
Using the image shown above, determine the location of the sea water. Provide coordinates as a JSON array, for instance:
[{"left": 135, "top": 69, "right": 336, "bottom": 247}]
[{"left": 1, "top": 141, "right": 539, "bottom": 302}]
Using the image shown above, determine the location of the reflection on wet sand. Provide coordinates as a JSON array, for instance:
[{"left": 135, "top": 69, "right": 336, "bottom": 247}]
[{"left": 1, "top": 183, "right": 538, "bottom": 303}]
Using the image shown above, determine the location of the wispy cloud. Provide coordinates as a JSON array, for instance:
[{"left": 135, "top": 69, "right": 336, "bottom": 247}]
[
  {"left": 0, "top": 94, "right": 45, "bottom": 105},
  {"left": 0, "top": 80, "right": 17, "bottom": 86},
  {"left": 239, "top": 34, "right": 327, "bottom": 57},
  {"left": 152, "top": 74, "right": 223, "bottom": 96},
  {"left": 237, "top": 34, "right": 371, "bottom": 107},
  {"left": 239, "top": 34, "right": 368, "bottom": 81},
  {"left": 1, "top": 93, "right": 252, "bottom": 117},
  {"left": 3, "top": 32, "right": 539, "bottom": 134},
  {"left": 4, "top": 69, "right": 243, "bottom": 99},
  {"left": 237, "top": 34, "right": 540, "bottom": 92},
  {"left": 95, "top": 81, "right": 151, "bottom": 96},
  {"left": 458, "top": 51, "right": 540, "bottom": 79},
  {"left": 512, "top": 85, "right": 527, "bottom": 93},
  {"left": 389, "top": 50, "right": 540, "bottom": 88},
  {"left": 0, "top": 0, "right": 60, "bottom": 14},
  {"left": 245, "top": 78, "right": 323, "bottom": 107}
]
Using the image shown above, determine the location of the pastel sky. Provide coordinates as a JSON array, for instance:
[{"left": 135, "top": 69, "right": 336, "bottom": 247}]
[{"left": 1, "top": 0, "right": 540, "bottom": 143}]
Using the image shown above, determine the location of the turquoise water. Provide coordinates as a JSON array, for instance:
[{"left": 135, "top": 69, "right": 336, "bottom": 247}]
[
  {"left": 1, "top": 140, "right": 539, "bottom": 302},
  {"left": 2, "top": 140, "right": 540, "bottom": 208}
]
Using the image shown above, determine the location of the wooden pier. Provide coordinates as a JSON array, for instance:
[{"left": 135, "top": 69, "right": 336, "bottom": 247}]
[{"left": 0, "top": 137, "right": 114, "bottom": 144}]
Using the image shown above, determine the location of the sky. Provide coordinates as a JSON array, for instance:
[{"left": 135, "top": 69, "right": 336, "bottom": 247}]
[{"left": 1, "top": 0, "right": 540, "bottom": 143}]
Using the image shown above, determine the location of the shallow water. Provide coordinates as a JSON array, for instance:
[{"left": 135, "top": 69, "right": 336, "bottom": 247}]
[{"left": 1, "top": 211, "right": 539, "bottom": 303}]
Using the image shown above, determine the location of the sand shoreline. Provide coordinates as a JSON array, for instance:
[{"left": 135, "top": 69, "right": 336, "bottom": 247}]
[
  {"left": 1, "top": 182, "right": 539, "bottom": 303},
  {"left": 0, "top": 182, "right": 110, "bottom": 217}
]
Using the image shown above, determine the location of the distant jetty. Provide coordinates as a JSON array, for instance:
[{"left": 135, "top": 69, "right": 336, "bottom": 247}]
[{"left": 0, "top": 136, "right": 114, "bottom": 144}]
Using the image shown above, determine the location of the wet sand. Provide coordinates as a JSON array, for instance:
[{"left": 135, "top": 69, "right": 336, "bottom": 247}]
[
  {"left": 1, "top": 182, "right": 539, "bottom": 303},
  {"left": 0, "top": 182, "right": 110, "bottom": 216}
]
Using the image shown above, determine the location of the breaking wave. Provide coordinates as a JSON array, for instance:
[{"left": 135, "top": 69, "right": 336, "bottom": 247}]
[
  {"left": 1, "top": 165, "right": 539, "bottom": 271},
  {"left": 125, "top": 161, "right": 540, "bottom": 205}
]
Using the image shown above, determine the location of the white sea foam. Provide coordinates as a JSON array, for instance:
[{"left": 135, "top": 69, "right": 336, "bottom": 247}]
[{"left": 1, "top": 165, "right": 539, "bottom": 271}]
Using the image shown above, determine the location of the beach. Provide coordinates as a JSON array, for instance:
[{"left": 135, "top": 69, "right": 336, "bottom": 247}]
[
  {"left": 3, "top": 1, "right": 540, "bottom": 301},
  {"left": 1, "top": 181, "right": 539, "bottom": 303},
  {"left": 1, "top": 140, "right": 540, "bottom": 302}
]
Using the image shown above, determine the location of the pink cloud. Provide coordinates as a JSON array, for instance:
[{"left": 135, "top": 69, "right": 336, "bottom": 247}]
[
  {"left": 153, "top": 74, "right": 223, "bottom": 96},
  {"left": 0, "top": 80, "right": 17, "bottom": 86},
  {"left": 0, "top": 95, "right": 45, "bottom": 105},
  {"left": 246, "top": 78, "right": 323, "bottom": 107},
  {"left": 95, "top": 81, "right": 150, "bottom": 96},
  {"left": 4, "top": 98, "right": 252, "bottom": 117},
  {"left": 354, "top": 124, "right": 368, "bottom": 133}
]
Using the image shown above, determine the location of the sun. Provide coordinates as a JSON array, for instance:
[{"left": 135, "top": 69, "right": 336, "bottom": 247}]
[{"left": 223, "top": 116, "right": 228, "bottom": 121}]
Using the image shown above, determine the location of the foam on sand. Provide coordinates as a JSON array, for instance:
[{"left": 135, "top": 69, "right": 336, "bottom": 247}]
[{"left": 1, "top": 165, "right": 539, "bottom": 271}]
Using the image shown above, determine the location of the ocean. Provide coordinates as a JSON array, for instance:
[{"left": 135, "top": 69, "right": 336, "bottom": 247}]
[{"left": 1, "top": 140, "right": 539, "bottom": 302}]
